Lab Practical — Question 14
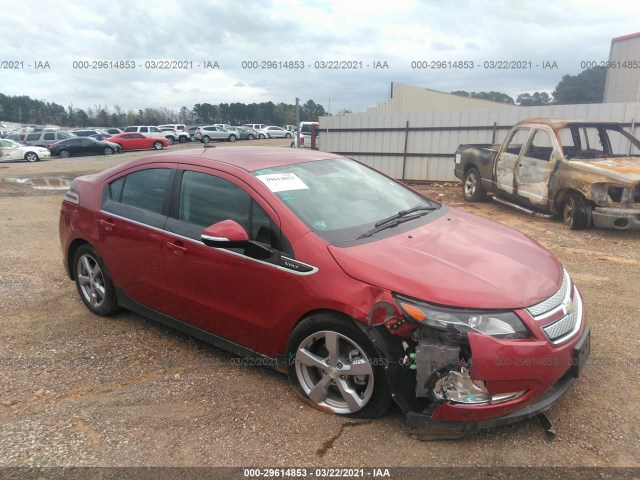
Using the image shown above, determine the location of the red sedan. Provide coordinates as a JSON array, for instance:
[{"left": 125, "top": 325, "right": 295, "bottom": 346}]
[
  {"left": 107, "top": 132, "right": 168, "bottom": 152},
  {"left": 59, "top": 147, "right": 589, "bottom": 437}
]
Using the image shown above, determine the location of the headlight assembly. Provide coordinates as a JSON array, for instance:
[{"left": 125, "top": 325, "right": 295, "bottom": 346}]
[{"left": 394, "top": 294, "right": 529, "bottom": 339}]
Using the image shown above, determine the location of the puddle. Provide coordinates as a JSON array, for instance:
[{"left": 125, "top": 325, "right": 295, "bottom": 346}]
[{"left": 3, "top": 176, "right": 73, "bottom": 190}]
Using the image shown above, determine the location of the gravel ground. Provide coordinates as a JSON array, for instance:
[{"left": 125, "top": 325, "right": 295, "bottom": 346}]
[{"left": 0, "top": 140, "right": 639, "bottom": 470}]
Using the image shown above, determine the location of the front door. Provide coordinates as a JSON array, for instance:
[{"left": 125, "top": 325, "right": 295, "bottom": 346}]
[{"left": 514, "top": 128, "right": 558, "bottom": 208}]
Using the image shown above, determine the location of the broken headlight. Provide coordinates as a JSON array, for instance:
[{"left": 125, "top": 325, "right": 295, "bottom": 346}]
[{"left": 394, "top": 295, "right": 529, "bottom": 339}]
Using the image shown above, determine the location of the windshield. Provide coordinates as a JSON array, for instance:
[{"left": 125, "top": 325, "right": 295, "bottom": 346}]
[{"left": 253, "top": 158, "right": 439, "bottom": 243}]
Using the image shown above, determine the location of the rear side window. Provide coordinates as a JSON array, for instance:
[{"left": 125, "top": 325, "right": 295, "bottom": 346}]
[
  {"left": 26, "top": 134, "right": 40, "bottom": 141},
  {"left": 110, "top": 169, "right": 171, "bottom": 214},
  {"left": 43, "top": 133, "right": 55, "bottom": 140}
]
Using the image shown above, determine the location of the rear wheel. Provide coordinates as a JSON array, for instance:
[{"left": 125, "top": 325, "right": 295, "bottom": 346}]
[
  {"left": 179, "top": 136, "right": 187, "bottom": 143},
  {"left": 563, "top": 192, "right": 591, "bottom": 230},
  {"left": 165, "top": 136, "right": 174, "bottom": 145},
  {"left": 202, "top": 136, "right": 210, "bottom": 144},
  {"left": 462, "top": 167, "right": 487, "bottom": 202},
  {"left": 247, "top": 134, "right": 255, "bottom": 140},
  {"left": 285, "top": 132, "right": 292, "bottom": 138},
  {"left": 286, "top": 314, "right": 391, "bottom": 418},
  {"left": 228, "top": 134, "right": 236, "bottom": 142},
  {"left": 258, "top": 133, "right": 265, "bottom": 139},
  {"left": 73, "top": 245, "right": 119, "bottom": 316},
  {"left": 103, "top": 147, "right": 113, "bottom": 155},
  {"left": 59, "top": 149, "right": 71, "bottom": 158},
  {"left": 25, "top": 152, "right": 39, "bottom": 162},
  {"left": 153, "top": 141, "right": 164, "bottom": 150}
]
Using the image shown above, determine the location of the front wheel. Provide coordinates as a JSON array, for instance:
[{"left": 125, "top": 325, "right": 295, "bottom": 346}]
[
  {"left": 179, "top": 136, "right": 187, "bottom": 143},
  {"left": 228, "top": 134, "right": 236, "bottom": 142},
  {"left": 25, "top": 152, "right": 39, "bottom": 162},
  {"left": 258, "top": 133, "right": 265, "bottom": 139},
  {"left": 153, "top": 141, "right": 164, "bottom": 150},
  {"left": 563, "top": 193, "right": 591, "bottom": 230},
  {"left": 73, "top": 245, "right": 119, "bottom": 316},
  {"left": 165, "top": 136, "right": 174, "bottom": 145},
  {"left": 59, "top": 149, "right": 71, "bottom": 158},
  {"left": 202, "top": 136, "right": 210, "bottom": 144},
  {"left": 247, "top": 134, "right": 255, "bottom": 140},
  {"left": 103, "top": 147, "right": 113, "bottom": 155},
  {"left": 462, "top": 167, "right": 487, "bottom": 202},
  {"left": 285, "top": 133, "right": 292, "bottom": 138},
  {"left": 286, "top": 314, "right": 391, "bottom": 418}
]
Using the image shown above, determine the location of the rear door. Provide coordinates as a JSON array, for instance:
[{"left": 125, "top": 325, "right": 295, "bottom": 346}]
[{"left": 97, "top": 165, "right": 176, "bottom": 311}]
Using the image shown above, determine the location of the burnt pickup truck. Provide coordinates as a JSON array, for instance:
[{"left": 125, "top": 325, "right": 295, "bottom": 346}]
[{"left": 454, "top": 118, "right": 640, "bottom": 230}]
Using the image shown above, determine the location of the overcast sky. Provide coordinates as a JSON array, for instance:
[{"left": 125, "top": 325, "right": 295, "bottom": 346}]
[{"left": 1, "top": 0, "right": 639, "bottom": 115}]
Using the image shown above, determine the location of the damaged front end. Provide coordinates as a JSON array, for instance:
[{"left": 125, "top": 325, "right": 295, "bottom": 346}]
[
  {"left": 588, "top": 181, "right": 640, "bottom": 230},
  {"left": 364, "top": 284, "right": 588, "bottom": 439}
]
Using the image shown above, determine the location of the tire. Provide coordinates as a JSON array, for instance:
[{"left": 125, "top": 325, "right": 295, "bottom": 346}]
[
  {"left": 103, "top": 147, "right": 113, "bottom": 156},
  {"left": 285, "top": 133, "right": 292, "bottom": 138},
  {"left": 563, "top": 192, "right": 591, "bottom": 230},
  {"left": 228, "top": 134, "right": 236, "bottom": 142},
  {"left": 153, "top": 141, "right": 164, "bottom": 150},
  {"left": 179, "top": 136, "right": 187, "bottom": 143},
  {"left": 25, "top": 152, "right": 39, "bottom": 162},
  {"left": 462, "top": 167, "right": 487, "bottom": 202},
  {"left": 202, "top": 136, "right": 210, "bottom": 144},
  {"left": 73, "top": 245, "right": 119, "bottom": 316},
  {"left": 166, "top": 136, "right": 174, "bottom": 145},
  {"left": 258, "top": 134, "right": 265, "bottom": 139},
  {"left": 286, "top": 314, "right": 391, "bottom": 419},
  {"left": 247, "top": 134, "right": 255, "bottom": 140},
  {"left": 59, "top": 149, "right": 71, "bottom": 158}
]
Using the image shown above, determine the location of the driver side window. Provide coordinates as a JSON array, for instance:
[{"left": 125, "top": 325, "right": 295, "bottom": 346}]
[{"left": 172, "top": 170, "right": 292, "bottom": 255}]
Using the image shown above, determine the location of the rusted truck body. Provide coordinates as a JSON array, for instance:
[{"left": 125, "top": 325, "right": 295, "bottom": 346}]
[{"left": 454, "top": 118, "right": 640, "bottom": 230}]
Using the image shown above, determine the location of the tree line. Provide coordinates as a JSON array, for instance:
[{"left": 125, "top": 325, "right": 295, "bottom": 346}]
[
  {"left": 0, "top": 96, "right": 327, "bottom": 128},
  {"left": 0, "top": 66, "right": 607, "bottom": 127},
  {"left": 451, "top": 66, "right": 606, "bottom": 105}
]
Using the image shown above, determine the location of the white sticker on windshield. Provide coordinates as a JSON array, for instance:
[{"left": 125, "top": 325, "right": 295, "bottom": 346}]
[{"left": 256, "top": 173, "right": 309, "bottom": 192}]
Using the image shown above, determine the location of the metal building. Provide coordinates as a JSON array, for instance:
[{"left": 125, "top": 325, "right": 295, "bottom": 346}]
[{"left": 604, "top": 32, "right": 640, "bottom": 103}]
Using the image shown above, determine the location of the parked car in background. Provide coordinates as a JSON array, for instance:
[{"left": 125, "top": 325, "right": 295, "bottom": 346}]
[
  {"left": 48, "top": 137, "right": 121, "bottom": 158},
  {"left": 70, "top": 129, "right": 111, "bottom": 137},
  {"left": 257, "top": 126, "right": 292, "bottom": 139},
  {"left": 0, "top": 138, "right": 51, "bottom": 162},
  {"left": 231, "top": 126, "right": 257, "bottom": 140},
  {"left": 9, "top": 130, "right": 75, "bottom": 148},
  {"left": 89, "top": 133, "right": 114, "bottom": 142},
  {"left": 0, "top": 129, "right": 11, "bottom": 138},
  {"left": 6, "top": 133, "right": 27, "bottom": 143},
  {"left": 195, "top": 125, "right": 238, "bottom": 143},
  {"left": 244, "top": 123, "right": 266, "bottom": 131},
  {"left": 291, "top": 121, "right": 319, "bottom": 149},
  {"left": 158, "top": 124, "right": 188, "bottom": 133},
  {"left": 159, "top": 127, "right": 189, "bottom": 143},
  {"left": 105, "top": 128, "right": 123, "bottom": 135},
  {"left": 187, "top": 126, "right": 199, "bottom": 141},
  {"left": 107, "top": 133, "right": 169, "bottom": 152},
  {"left": 59, "top": 146, "right": 589, "bottom": 436},
  {"left": 124, "top": 126, "right": 176, "bottom": 145},
  {"left": 454, "top": 118, "right": 640, "bottom": 231}
]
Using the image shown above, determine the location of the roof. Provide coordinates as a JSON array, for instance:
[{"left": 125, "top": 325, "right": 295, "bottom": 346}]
[
  {"left": 611, "top": 32, "right": 640, "bottom": 43},
  {"left": 139, "top": 146, "right": 343, "bottom": 172},
  {"left": 515, "top": 118, "right": 620, "bottom": 132}
]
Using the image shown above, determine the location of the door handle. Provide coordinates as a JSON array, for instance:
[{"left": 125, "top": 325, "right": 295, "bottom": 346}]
[
  {"left": 98, "top": 219, "right": 116, "bottom": 231},
  {"left": 166, "top": 241, "right": 188, "bottom": 255}
]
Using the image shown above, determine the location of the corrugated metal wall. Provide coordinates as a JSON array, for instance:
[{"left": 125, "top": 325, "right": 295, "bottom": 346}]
[{"left": 319, "top": 102, "right": 640, "bottom": 181}]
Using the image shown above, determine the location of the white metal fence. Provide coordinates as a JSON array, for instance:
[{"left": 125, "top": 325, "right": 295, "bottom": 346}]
[{"left": 318, "top": 102, "right": 640, "bottom": 181}]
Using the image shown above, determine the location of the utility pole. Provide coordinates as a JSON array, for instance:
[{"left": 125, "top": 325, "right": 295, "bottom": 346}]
[{"left": 295, "top": 97, "right": 300, "bottom": 148}]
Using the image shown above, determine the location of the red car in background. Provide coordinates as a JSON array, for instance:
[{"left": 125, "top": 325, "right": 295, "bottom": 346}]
[
  {"left": 107, "top": 132, "right": 168, "bottom": 152},
  {"left": 58, "top": 147, "right": 589, "bottom": 437}
]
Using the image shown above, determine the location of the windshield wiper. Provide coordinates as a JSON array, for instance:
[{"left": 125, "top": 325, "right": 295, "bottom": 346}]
[
  {"left": 357, "top": 206, "right": 438, "bottom": 240},
  {"left": 374, "top": 205, "right": 438, "bottom": 227}
]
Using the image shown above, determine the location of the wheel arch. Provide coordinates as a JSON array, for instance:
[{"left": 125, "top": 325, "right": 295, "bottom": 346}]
[{"left": 66, "top": 238, "right": 92, "bottom": 280}]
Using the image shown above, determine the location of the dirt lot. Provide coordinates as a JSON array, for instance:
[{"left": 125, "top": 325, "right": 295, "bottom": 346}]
[{"left": 0, "top": 139, "right": 638, "bottom": 470}]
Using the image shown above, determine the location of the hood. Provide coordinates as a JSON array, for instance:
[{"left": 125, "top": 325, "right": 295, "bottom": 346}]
[
  {"left": 328, "top": 208, "right": 562, "bottom": 310},
  {"left": 570, "top": 157, "right": 640, "bottom": 184}
]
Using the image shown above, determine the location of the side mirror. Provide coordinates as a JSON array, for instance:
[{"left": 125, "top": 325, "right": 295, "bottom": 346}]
[{"left": 201, "top": 220, "right": 249, "bottom": 248}]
